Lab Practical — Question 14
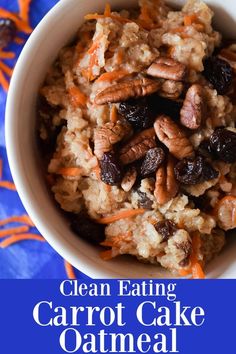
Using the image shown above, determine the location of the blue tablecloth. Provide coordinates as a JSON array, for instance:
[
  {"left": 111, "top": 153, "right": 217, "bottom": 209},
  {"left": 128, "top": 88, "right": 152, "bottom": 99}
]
[{"left": 0, "top": 0, "right": 86, "bottom": 279}]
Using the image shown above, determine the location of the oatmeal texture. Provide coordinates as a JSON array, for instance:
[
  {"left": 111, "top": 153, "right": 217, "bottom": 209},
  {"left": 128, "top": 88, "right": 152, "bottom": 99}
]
[{"left": 39, "top": 0, "right": 236, "bottom": 277}]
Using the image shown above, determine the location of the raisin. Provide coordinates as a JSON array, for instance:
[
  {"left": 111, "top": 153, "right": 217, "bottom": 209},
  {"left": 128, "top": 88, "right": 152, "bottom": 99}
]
[
  {"left": 0, "top": 18, "right": 16, "bottom": 48},
  {"left": 70, "top": 214, "right": 105, "bottom": 245},
  {"left": 119, "top": 98, "right": 153, "bottom": 130},
  {"left": 210, "top": 128, "right": 236, "bottom": 163},
  {"left": 141, "top": 147, "right": 165, "bottom": 177},
  {"left": 154, "top": 220, "right": 177, "bottom": 242},
  {"left": 38, "top": 96, "right": 64, "bottom": 155},
  {"left": 203, "top": 56, "right": 233, "bottom": 95},
  {"left": 99, "top": 152, "right": 122, "bottom": 185},
  {"left": 148, "top": 94, "right": 182, "bottom": 121},
  {"left": 137, "top": 190, "right": 153, "bottom": 209},
  {"left": 198, "top": 140, "right": 213, "bottom": 159},
  {"left": 174, "top": 155, "right": 219, "bottom": 185}
]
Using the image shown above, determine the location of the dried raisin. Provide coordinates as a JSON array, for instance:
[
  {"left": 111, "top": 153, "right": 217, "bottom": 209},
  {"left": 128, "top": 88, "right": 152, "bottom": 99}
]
[
  {"left": 70, "top": 214, "right": 105, "bottom": 245},
  {"left": 119, "top": 98, "right": 153, "bottom": 130},
  {"left": 210, "top": 128, "right": 236, "bottom": 163},
  {"left": 99, "top": 152, "right": 122, "bottom": 185},
  {"left": 174, "top": 155, "right": 219, "bottom": 185},
  {"left": 141, "top": 147, "right": 165, "bottom": 177},
  {"left": 0, "top": 18, "right": 16, "bottom": 48},
  {"left": 155, "top": 220, "right": 177, "bottom": 242},
  {"left": 203, "top": 56, "right": 233, "bottom": 94}
]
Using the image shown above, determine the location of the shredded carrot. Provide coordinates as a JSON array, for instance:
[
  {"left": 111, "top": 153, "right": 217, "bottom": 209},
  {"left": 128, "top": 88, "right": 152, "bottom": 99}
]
[
  {"left": 97, "top": 69, "right": 128, "bottom": 82},
  {"left": 0, "top": 61, "right": 14, "bottom": 77},
  {"left": 87, "top": 51, "right": 99, "bottom": 81},
  {"left": 191, "top": 262, "right": 205, "bottom": 279},
  {"left": 0, "top": 70, "right": 9, "bottom": 91},
  {"left": 18, "top": 0, "right": 32, "bottom": 22},
  {"left": 68, "top": 86, "right": 87, "bottom": 107},
  {"left": 179, "top": 268, "right": 192, "bottom": 276},
  {"left": 0, "top": 225, "right": 29, "bottom": 238},
  {"left": 110, "top": 105, "right": 118, "bottom": 123},
  {"left": 0, "top": 159, "right": 2, "bottom": 179},
  {"left": 85, "top": 13, "right": 133, "bottom": 25},
  {"left": 0, "top": 233, "right": 45, "bottom": 248},
  {"left": 0, "top": 51, "right": 15, "bottom": 59},
  {"left": 0, "top": 181, "right": 16, "bottom": 190},
  {"left": 100, "top": 249, "right": 114, "bottom": 261},
  {"left": 87, "top": 33, "right": 103, "bottom": 56},
  {"left": 184, "top": 14, "right": 197, "bottom": 26},
  {"left": 104, "top": 3, "right": 111, "bottom": 16},
  {"left": 0, "top": 215, "right": 34, "bottom": 227},
  {"left": 96, "top": 209, "right": 146, "bottom": 224},
  {"left": 0, "top": 8, "right": 32, "bottom": 34},
  {"left": 14, "top": 37, "right": 25, "bottom": 45},
  {"left": 64, "top": 261, "right": 76, "bottom": 279},
  {"left": 57, "top": 167, "right": 82, "bottom": 177},
  {"left": 190, "top": 232, "right": 205, "bottom": 279}
]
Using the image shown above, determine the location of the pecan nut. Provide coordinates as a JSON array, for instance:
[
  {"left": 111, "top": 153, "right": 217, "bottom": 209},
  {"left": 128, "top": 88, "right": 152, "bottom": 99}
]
[
  {"left": 154, "top": 115, "right": 194, "bottom": 159},
  {"left": 94, "top": 77, "right": 161, "bottom": 105},
  {"left": 159, "top": 80, "right": 184, "bottom": 100},
  {"left": 94, "top": 122, "right": 129, "bottom": 159},
  {"left": 180, "top": 84, "right": 206, "bottom": 130},
  {"left": 121, "top": 167, "right": 137, "bottom": 192},
  {"left": 147, "top": 57, "right": 187, "bottom": 81},
  {"left": 154, "top": 155, "right": 179, "bottom": 205},
  {"left": 120, "top": 128, "right": 156, "bottom": 165}
]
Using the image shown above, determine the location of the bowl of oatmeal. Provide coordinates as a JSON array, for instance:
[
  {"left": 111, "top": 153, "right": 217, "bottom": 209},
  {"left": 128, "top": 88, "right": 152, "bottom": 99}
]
[{"left": 5, "top": 0, "right": 236, "bottom": 278}]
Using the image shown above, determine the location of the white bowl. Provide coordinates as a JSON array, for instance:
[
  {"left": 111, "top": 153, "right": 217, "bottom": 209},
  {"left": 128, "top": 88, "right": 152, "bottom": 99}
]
[{"left": 5, "top": 0, "right": 236, "bottom": 278}]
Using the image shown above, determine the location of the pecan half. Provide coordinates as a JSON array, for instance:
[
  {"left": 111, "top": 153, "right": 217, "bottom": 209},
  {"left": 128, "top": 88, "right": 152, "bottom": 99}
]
[
  {"left": 94, "top": 77, "right": 161, "bottom": 105},
  {"left": 160, "top": 80, "right": 184, "bottom": 100},
  {"left": 120, "top": 128, "right": 156, "bottom": 165},
  {"left": 154, "top": 155, "right": 179, "bottom": 205},
  {"left": 94, "top": 122, "right": 129, "bottom": 159},
  {"left": 121, "top": 167, "right": 137, "bottom": 192},
  {"left": 147, "top": 57, "right": 187, "bottom": 81},
  {"left": 180, "top": 84, "right": 206, "bottom": 130},
  {"left": 154, "top": 115, "right": 194, "bottom": 159}
]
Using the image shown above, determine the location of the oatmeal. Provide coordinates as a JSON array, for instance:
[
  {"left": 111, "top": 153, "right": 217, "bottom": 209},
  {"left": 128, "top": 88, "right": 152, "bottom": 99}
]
[{"left": 38, "top": 0, "right": 236, "bottom": 278}]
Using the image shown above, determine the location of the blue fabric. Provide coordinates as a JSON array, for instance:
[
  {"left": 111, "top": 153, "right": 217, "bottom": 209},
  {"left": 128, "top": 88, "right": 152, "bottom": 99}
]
[{"left": 0, "top": 0, "right": 87, "bottom": 279}]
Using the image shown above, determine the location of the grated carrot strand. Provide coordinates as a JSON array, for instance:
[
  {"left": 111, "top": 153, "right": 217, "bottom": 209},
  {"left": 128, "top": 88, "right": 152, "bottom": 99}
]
[
  {"left": 0, "top": 215, "right": 34, "bottom": 227},
  {"left": 0, "top": 225, "right": 29, "bottom": 238},
  {"left": 68, "top": 86, "right": 87, "bottom": 107},
  {"left": 0, "top": 8, "right": 32, "bottom": 34},
  {"left": 0, "top": 70, "right": 9, "bottom": 91},
  {"left": 0, "top": 181, "right": 16, "bottom": 190},
  {"left": 18, "top": 0, "right": 32, "bottom": 22},
  {"left": 96, "top": 209, "right": 146, "bottom": 224},
  {"left": 104, "top": 3, "right": 111, "bottom": 16},
  {"left": 0, "top": 234, "right": 45, "bottom": 248},
  {"left": 0, "top": 61, "right": 13, "bottom": 77},
  {"left": 14, "top": 36, "right": 25, "bottom": 45},
  {"left": 64, "top": 261, "right": 76, "bottom": 279},
  {"left": 57, "top": 167, "right": 82, "bottom": 177},
  {"left": 0, "top": 51, "right": 15, "bottom": 59}
]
